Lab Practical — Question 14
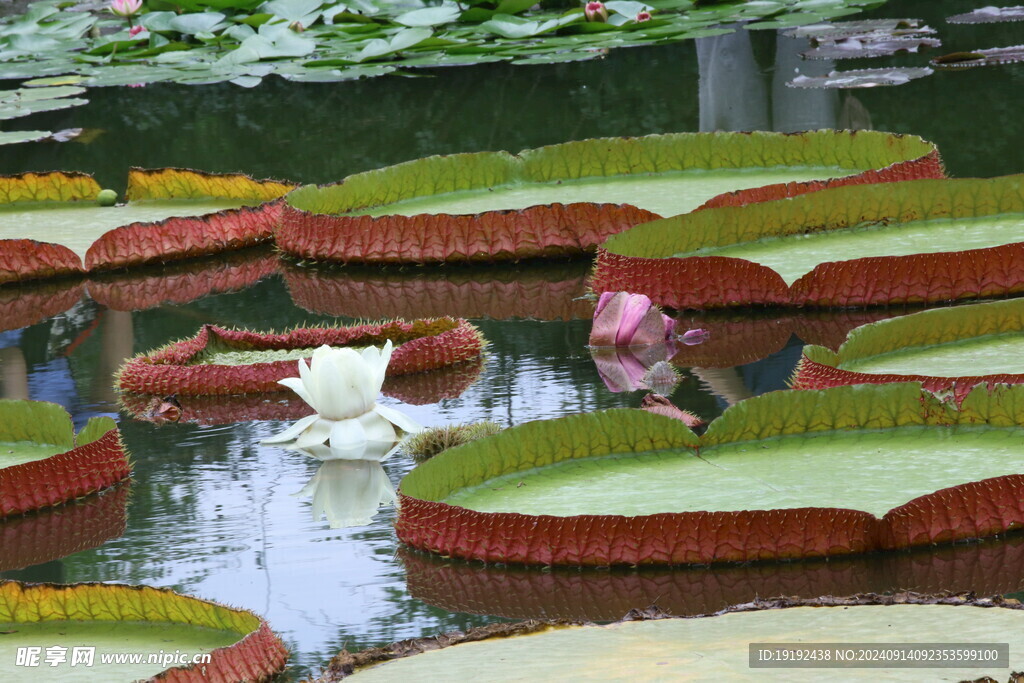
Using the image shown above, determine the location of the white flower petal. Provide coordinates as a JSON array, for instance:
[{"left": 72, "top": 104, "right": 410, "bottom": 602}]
[
  {"left": 374, "top": 403, "right": 422, "bottom": 435},
  {"left": 260, "top": 413, "right": 319, "bottom": 444},
  {"left": 321, "top": 347, "right": 374, "bottom": 419},
  {"left": 328, "top": 416, "right": 368, "bottom": 451},
  {"left": 277, "top": 376, "right": 314, "bottom": 408},
  {"left": 357, "top": 411, "right": 398, "bottom": 444},
  {"left": 291, "top": 418, "right": 334, "bottom": 449}
]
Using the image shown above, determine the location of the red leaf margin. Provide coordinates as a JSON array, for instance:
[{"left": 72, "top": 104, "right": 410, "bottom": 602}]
[{"left": 276, "top": 202, "right": 659, "bottom": 264}]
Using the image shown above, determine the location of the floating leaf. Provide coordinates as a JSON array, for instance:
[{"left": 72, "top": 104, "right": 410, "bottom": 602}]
[
  {"left": 0, "top": 400, "right": 129, "bottom": 518},
  {"left": 397, "top": 383, "right": 1024, "bottom": 565},
  {"left": 327, "top": 595, "right": 1024, "bottom": 679},
  {"left": 0, "top": 581, "right": 288, "bottom": 680},
  {"left": 116, "top": 318, "right": 487, "bottom": 396},
  {"left": 948, "top": 5, "right": 1024, "bottom": 24},
  {"left": 789, "top": 66, "right": 933, "bottom": 88},
  {"left": 281, "top": 131, "right": 940, "bottom": 265},
  {"left": 593, "top": 174, "right": 1024, "bottom": 311},
  {"left": 931, "top": 45, "right": 1024, "bottom": 69},
  {"left": 394, "top": 6, "right": 462, "bottom": 27},
  {"left": 792, "top": 298, "right": 1024, "bottom": 399}
]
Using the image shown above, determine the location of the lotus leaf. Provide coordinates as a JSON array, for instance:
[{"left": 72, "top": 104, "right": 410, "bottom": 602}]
[
  {"left": 788, "top": 66, "right": 933, "bottom": 88},
  {"left": 0, "top": 581, "right": 288, "bottom": 681},
  {"left": 947, "top": 6, "right": 1024, "bottom": 24},
  {"left": 0, "top": 168, "right": 294, "bottom": 284},
  {"left": 278, "top": 131, "right": 941, "bottom": 264},
  {"left": 792, "top": 298, "right": 1024, "bottom": 398},
  {"left": 397, "top": 383, "right": 1024, "bottom": 565},
  {"left": 116, "top": 318, "right": 487, "bottom": 397},
  {"left": 0, "top": 400, "right": 130, "bottom": 518},
  {"left": 326, "top": 595, "right": 1024, "bottom": 681},
  {"left": 931, "top": 45, "right": 1024, "bottom": 69},
  {"left": 592, "top": 175, "right": 1024, "bottom": 310}
]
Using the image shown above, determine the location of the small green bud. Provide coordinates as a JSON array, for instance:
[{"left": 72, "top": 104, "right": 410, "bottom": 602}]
[{"left": 97, "top": 189, "right": 118, "bottom": 206}]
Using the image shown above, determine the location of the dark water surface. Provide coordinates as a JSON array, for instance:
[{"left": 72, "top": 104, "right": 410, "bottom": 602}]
[{"left": 3, "top": 0, "right": 1024, "bottom": 678}]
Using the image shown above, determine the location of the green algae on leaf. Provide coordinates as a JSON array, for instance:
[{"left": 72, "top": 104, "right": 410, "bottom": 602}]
[
  {"left": 0, "top": 400, "right": 130, "bottom": 518},
  {"left": 327, "top": 595, "right": 1024, "bottom": 681},
  {"left": 396, "top": 383, "right": 1024, "bottom": 565},
  {"left": 0, "top": 581, "right": 288, "bottom": 681},
  {"left": 591, "top": 175, "right": 1024, "bottom": 310},
  {"left": 279, "top": 131, "right": 941, "bottom": 264},
  {"left": 792, "top": 298, "right": 1024, "bottom": 397}
]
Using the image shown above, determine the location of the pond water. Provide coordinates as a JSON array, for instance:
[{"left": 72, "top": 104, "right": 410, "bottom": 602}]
[{"left": 3, "top": 0, "right": 1024, "bottom": 679}]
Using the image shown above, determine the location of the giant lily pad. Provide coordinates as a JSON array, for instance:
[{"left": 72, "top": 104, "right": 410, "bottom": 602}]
[
  {"left": 400, "top": 534, "right": 1024, "bottom": 621},
  {"left": 325, "top": 595, "right": 1024, "bottom": 681},
  {"left": 283, "top": 261, "right": 594, "bottom": 320},
  {"left": 0, "top": 400, "right": 130, "bottom": 518},
  {"left": 277, "top": 131, "right": 942, "bottom": 265},
  {"left": 792, "top": 298, "right": 1024, "bottom": 399},
  {"left": 0, "top": 168, "right": 294, "bottom": 285},
  {"left": 948, "top": 6, "right": 1024, "bottom": 24},
  {"left": 397, "top": 383, "right": 1024, "bottom": 565},
  {"left": 0, "top": 484, "right": 128, "bottom": 572},
  {"left": 116, "top": 318, "right": 486, "bottom": 396},
  {"left": 592, "top": 175, "right": 1024, "bottom": 310},
  {"left": 931, "top": 45, "right": 1024, "bottom": 69},
  {"left": 119, "top": 357, "right": 485, "bottom": 424},
  {"left": 0, "top": 581, "right": 288, "bottom": 681}
]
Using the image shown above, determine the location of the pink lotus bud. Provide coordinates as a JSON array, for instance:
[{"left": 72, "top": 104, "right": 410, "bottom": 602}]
[
  {"left": 590, "top": 291, "right": 674, "bottom": 347},
  {"left": 680, "top": 328, "right": 710, "bottom": 345},
  {"left": 129, "top": 24, "right": 145, "bottom": 37},
  {"left": 635, "top": 10, "right": 652, "bottom": 21},
  {"left": 584, "top": 1, "right": 608, "bottom": 22},
  {"left": 110, "top": 0, "right": 142, "bottom": 17}
]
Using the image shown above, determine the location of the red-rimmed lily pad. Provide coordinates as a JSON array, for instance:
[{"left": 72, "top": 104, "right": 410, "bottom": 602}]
[
  {"left": 400, "top": 533, "right": 1024, "bottom": 621},
  {"left": 119, "top": 357, "right": 486, "bottom": 425},
  {"left": 789, "top": 67, "right": 934, "bottom": 88},
  {"left": 0, "top": 400, "right": 130, "bottom": 518},
  {"left": 322, "top": 594, "right": 1024, "bottom": 681},
  {"left": 116, "top": 318, "right": 487, "bottom": 397},
  {"left": 396, "top": 383, "right": 1024, "bottom": 566},
  {"left": 277, "top": 131, "right": 942, "bottom": 265},
  {"left": 0, "top": 484, "right": 128, "bottom": 572},
  {"left": 86, "top": 247, "right": 280, "bottom": 312},
  {"left": 592, "top": 175, "right": 1024, "bottom": 310},
  {"left": 792, "top": 298, "right": 1024, "bottom": 399},
  {"left": 0, "top": 581, "right": 288, "bottom": 681},
  {"left": 283, "top": 261, "right": 595, "bottom": 321},
  {"left": 0, "top": 168, "right": 294, "bottom": 285}
]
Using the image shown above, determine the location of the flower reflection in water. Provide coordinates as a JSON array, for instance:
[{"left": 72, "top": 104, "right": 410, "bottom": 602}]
[{"left": 291, "top": 442, "right": 399, "bottom": 529}]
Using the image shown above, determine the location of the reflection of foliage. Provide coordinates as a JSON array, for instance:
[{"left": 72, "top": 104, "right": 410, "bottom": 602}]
[{"left": 0, "top": 0, "right": 883, "bottom": 86}]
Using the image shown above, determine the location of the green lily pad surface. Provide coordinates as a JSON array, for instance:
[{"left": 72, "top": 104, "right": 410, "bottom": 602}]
[
  {"left": 341, "top": 598, "right": 1024, "bottom": 681},
  {"left": 289, "top": 130, "right": 936, "bottom": 219},
  {"left": 353, "top": 167, "right": 849, "bottom": 219},
  {"left": 697, "top": 213, "right": 1024, "bottom": 285},
  {"left": 0, "top": 199, "right": 246, "bottom": 260},
  {"left": 191, "top": 345, "right": 323, "bottom": 365},
  {"left": 444, "top": 425, "right": 1024, "bottom": 518},
  {"left": 842, "top": 332, "right": 1024, "bottom": 376},
  {"left": 0, "top": 621, "right": 239, "bottom": 682}
]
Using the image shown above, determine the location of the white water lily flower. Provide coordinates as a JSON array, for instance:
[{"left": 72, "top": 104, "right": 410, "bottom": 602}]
[
  {"left": 294, "top": 459, "right": 397, "bottom": 529},
  {"left": 261, "top": 340, "right": 421, "bottom": 451}
]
